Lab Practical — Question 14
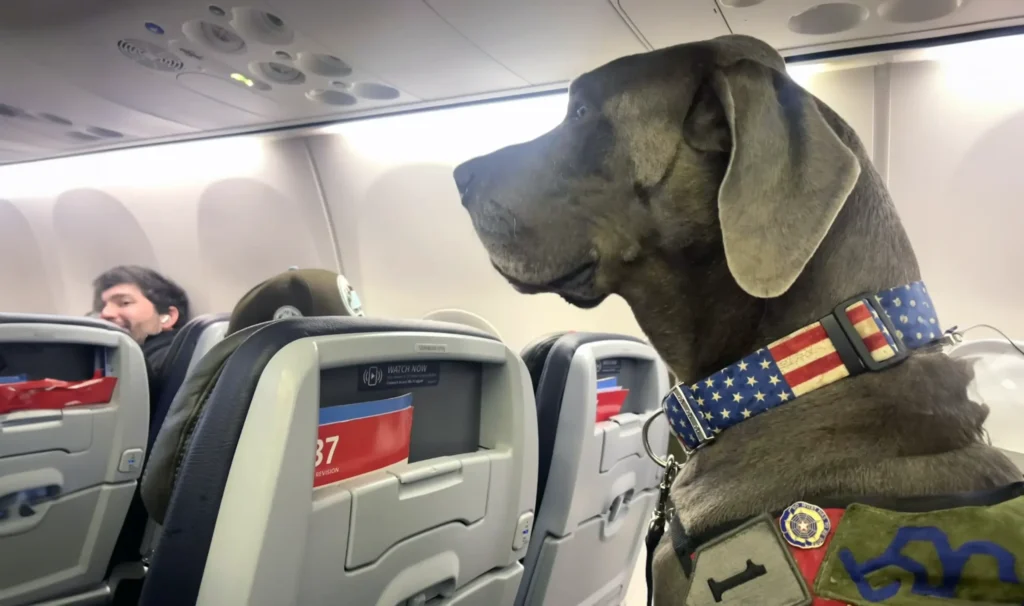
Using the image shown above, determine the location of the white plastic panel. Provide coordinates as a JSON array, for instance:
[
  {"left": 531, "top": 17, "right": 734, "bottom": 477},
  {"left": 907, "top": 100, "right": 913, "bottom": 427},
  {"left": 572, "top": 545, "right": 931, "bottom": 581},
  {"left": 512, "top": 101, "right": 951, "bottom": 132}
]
[
  {"left": 0, "top": 319, "right": 149, "bottom": 606},
  {"left": 196, "top": 331, "right": 538, "bottom": 606},
  {"left": 426, "top": 0, "right": 649, "bottom": 85},
  {"left": 950, "top": 338, "right": 1024, "bottom": 469},
  {"left": 714, "top": 0, "right": 1024, "bottom": 54},
  {"left": 346, "top": 454, "right": 490, "bottom": 568},
  {"left": 517, "top": 339, "right": 669, "bottom": 606}
]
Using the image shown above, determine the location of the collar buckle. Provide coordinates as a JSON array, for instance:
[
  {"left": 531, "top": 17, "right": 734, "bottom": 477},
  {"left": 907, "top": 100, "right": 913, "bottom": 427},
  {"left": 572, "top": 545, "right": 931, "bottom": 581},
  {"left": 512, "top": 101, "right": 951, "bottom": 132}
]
[
  {"left": 821, "top": 293, "right": 909, "bottom": 377},
  {"left": 663, "top": 384, "right": 715, "bottom": 456}
]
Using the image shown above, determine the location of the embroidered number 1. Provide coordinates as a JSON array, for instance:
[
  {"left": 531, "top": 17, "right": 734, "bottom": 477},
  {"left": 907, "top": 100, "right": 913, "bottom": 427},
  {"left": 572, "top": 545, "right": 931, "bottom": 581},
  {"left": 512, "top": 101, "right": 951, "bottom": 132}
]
[{"left": 708, "top": 559, "right": 767, "bottom": 602}]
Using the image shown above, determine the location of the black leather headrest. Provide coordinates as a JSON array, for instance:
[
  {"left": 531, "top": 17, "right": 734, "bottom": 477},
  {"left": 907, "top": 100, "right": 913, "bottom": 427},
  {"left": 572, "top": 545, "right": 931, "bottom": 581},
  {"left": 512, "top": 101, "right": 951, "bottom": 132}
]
[
  {"left": 161, "top": 314, "right": 230, "bottom": 376},
  {"left": 140, "top": 317, "right": 498, "bottom": 606},
  {"left": 148, "top": 314, "right": 229, "bottom": 448},
  {"left": 520, "top": 332, "right": 569, "bottom": 395}
]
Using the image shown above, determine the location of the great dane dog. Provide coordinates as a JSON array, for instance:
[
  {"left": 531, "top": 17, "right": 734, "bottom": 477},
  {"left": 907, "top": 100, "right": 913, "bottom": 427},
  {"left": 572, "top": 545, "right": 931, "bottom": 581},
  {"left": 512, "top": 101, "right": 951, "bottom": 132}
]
[{"left": 454, "top": 34, "right": 1023, "bottom": 603}]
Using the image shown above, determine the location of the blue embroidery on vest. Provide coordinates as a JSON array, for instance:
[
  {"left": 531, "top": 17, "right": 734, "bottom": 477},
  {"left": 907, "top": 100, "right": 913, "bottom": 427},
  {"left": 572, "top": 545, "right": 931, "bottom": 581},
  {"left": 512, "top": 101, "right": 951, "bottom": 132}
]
[{"left": 837, "top": 526, "right": 1020, "bottom": 602}]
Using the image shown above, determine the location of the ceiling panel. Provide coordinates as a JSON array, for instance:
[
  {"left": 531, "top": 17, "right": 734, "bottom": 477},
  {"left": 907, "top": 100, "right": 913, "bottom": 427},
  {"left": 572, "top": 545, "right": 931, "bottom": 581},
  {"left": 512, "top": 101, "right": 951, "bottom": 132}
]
[
  {"left": 263, "top": 0, "right": 530, "bottom": 100},
  {"left": 616, "top": 0, "right": 732, "bottom": 50},
  {"left": 0, "top": 1, "right": 425, "bottom": 148},
  {"left": 426, "top": 0, "right": 651, "bottom": 84},
  {"left": 715, "top": 0, "right": 1024, "bottom": 54},
  {"left": 0, "top": 54, "right": 192, "bottom": 142},
  {"left": 0, "top": 119, "right": 78, "bottom": 155},
  {"left": 1, "top": 2, "right": 277, "bottom": 131},
  {"left": 0, "top": 0, "right": 1021, "bottom": 166}
]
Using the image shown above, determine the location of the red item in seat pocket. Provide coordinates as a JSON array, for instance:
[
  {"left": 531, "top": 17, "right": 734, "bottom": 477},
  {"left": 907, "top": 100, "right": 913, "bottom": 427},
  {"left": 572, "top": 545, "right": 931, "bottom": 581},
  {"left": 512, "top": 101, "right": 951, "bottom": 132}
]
[
  {"left": 0, "top": 375, "right": 118, "bottom": 415},
  {"left": 596, "top": 388, "right": 629, "bottom": 422}
]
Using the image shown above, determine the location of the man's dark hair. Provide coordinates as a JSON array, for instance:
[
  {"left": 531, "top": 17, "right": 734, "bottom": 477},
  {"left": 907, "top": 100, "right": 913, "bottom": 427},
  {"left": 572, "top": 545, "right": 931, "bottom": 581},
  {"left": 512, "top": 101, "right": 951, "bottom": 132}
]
[{"left": 93, "top": 265, "right": 191, "bottom": 326}]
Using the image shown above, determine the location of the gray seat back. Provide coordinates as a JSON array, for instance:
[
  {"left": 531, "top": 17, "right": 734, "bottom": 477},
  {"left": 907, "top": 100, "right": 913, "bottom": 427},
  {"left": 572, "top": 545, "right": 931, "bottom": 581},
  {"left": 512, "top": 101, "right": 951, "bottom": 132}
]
[
  {"left": 0, "top": 314, "right": 148, "bottom": 606},
  {"left": 140, "top": 318, "right": 539, "bottom": 606},
  {"left": 517, "top": 332, "right": 670, "bottom": 606}
]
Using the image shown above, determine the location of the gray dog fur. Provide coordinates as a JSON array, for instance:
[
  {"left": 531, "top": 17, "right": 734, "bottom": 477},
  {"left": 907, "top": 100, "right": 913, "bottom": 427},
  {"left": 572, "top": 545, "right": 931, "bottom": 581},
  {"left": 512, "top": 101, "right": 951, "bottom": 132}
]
[{"left": 454, "top": 34, "right": 1022, "bottom": 600}]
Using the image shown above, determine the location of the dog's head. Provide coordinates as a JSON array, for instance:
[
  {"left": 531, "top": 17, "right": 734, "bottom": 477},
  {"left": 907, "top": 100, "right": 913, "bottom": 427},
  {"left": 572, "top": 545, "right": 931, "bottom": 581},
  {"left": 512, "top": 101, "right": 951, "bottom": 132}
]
[{"left": 454, "top": 34, "right": 862, "bottom": 308}]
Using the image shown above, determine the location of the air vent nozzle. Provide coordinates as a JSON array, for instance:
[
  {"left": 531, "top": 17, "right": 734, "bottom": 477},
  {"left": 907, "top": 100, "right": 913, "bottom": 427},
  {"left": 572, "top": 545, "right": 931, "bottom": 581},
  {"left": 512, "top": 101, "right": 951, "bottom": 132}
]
[{"left": 117, "top": 38, "right": 184, "bottom": 72}]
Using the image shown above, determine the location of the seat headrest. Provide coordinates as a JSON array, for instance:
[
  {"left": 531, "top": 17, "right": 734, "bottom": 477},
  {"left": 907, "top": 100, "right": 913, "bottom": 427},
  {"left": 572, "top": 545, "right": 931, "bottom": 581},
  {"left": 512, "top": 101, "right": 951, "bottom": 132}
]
[
  {"left": 520, "top": 332, "right": 570, "bottom": 395},
  {"left": 227, "top": 268, "right": 364, "bottom": 335},
  {"left": 0, "top": 312, "right": 128, "bottom": 334},
  {"left": 422, "top": 309, "right": 503, "bottom": 341}
]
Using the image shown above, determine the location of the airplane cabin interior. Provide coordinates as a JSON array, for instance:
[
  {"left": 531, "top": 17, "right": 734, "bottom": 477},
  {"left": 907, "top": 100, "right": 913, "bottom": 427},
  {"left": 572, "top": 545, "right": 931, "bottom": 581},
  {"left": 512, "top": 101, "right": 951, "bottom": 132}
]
[{"left": 1, "top": 1, "right": 1024, "bottom": 605}]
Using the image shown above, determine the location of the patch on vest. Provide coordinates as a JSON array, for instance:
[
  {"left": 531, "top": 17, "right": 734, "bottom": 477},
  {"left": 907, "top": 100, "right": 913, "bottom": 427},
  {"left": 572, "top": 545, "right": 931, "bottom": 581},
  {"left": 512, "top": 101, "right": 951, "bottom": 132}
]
[
  {"left": 684, "top": 514, "right": 812, "bottom": 606},
  {"left": 273, "top": 305, "right": 303, "bottom": 320},
  {"left": 781, "top": 501, "right": 831, "bottom": 549},
  {"left": 815, "top": 496, "right": 1024, "bottom": 605}
]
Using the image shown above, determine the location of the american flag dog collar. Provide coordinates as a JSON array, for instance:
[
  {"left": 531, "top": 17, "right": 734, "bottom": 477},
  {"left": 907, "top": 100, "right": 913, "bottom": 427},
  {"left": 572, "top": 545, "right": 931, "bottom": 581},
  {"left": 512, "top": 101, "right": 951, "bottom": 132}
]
[{"left": 662, "top": 282, "right": 943, "bottom": 455}]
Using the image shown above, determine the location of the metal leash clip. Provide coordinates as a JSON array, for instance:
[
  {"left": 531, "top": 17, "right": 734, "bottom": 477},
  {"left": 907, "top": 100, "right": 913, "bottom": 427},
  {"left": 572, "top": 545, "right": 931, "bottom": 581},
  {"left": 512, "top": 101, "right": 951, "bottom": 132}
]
[
  {"left": 642, "top": 408, "right": 683, "bottom": 606},
  {"left": 642, "top": 409, "right": 681, "bottom": 534},
  {"left": 649, "top": 452, "right": 680, "bottom": 534},
  {"left": 942, "top": 326, "right": 965, "bottom": 348}
]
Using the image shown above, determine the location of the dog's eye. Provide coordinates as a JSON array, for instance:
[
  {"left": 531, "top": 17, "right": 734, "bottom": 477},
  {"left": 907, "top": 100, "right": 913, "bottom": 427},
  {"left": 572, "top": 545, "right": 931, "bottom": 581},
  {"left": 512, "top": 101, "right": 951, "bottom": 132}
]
[{"left": 573, "top": 103, "right": 588, "bottom": 120}]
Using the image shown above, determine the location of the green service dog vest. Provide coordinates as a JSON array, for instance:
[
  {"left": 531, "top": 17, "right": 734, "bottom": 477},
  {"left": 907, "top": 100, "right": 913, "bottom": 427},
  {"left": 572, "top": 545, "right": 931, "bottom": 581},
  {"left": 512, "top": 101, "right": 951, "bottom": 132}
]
[{"left": 663, "top": 483, "right": 1024, "bottom": 605}]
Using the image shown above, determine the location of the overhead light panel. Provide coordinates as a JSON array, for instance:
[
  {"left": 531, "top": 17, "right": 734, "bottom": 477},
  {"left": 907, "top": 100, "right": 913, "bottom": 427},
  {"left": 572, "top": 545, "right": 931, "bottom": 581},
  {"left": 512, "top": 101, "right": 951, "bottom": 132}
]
[{"left": 230, "top": 72, "right": 254, "bottom": 87}]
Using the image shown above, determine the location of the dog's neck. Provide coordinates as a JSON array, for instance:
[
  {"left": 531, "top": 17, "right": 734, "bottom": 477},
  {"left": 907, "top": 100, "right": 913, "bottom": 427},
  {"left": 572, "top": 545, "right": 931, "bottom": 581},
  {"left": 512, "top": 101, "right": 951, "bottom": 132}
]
[{"left": 620, "top": 123, "right": 1021, "bottom": 535}]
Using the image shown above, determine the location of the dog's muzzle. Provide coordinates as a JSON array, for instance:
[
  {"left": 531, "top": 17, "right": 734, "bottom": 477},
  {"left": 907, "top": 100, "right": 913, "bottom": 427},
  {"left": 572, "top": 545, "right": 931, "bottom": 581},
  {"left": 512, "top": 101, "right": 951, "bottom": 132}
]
[{"left": 491, "top": 260, "right": 606, "bottom": 308}]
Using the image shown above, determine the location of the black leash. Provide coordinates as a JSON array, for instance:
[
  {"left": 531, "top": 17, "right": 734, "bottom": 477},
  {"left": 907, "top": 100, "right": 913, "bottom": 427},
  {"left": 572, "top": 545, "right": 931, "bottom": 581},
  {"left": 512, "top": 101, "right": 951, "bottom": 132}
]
[{"left": 644, "top": 454, "right": 680, "bottom": 606}]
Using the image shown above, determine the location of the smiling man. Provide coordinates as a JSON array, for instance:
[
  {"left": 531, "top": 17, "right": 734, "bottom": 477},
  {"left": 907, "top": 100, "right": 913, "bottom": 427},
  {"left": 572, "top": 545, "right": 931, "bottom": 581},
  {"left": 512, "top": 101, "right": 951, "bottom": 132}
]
[{"left": 93, "top": 265, "right": 191, "bottom": 394}]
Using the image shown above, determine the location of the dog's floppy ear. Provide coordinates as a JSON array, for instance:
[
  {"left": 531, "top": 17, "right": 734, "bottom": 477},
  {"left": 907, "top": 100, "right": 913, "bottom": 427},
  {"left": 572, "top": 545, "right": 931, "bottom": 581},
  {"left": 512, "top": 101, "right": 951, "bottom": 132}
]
[{"left": 687, "top": 58, "right": 861, "bottom": 298}]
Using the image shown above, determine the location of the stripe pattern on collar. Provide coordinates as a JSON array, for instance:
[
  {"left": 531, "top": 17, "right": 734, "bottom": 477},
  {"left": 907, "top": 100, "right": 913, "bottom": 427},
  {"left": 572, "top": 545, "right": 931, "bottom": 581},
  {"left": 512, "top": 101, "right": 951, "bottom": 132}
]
[{"left": 664, "top": 281, "right": 941, "bottom": 452}]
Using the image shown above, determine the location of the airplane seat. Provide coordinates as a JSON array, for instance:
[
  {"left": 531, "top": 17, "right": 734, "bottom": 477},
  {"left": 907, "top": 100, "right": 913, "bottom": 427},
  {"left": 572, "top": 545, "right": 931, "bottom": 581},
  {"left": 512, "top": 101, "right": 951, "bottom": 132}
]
[
  {"left": 106, "top": 313, "right": 230, "bottom": 589},
  {"left": 132, "top": 268, "right": 366, "bottom": 566},
  {"left": 0, "top": 313, "right": 148, "bottom": 606},
  {"left": 516, "top": 332, "right": 670, "bottom": 606},
  {"left": 148, "top": 313, "right": 230, "bottom": 450},
  {"left": 138, "top": 317, "right": 538, "bottom": 606}
]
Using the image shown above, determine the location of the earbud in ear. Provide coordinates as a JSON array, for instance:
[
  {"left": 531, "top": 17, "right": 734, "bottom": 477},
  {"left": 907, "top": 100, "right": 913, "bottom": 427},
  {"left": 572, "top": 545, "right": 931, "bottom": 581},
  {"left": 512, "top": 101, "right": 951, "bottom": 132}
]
[{"left": 160, "top": 315, "right": 170, "bottom": 324}]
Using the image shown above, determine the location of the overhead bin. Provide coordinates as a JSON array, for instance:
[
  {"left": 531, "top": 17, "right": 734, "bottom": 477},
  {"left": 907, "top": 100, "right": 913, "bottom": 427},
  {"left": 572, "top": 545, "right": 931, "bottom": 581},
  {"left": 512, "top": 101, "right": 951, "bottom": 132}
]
[
  {"left": 139, "top": 318, "right": 538, "bottom": 606},
  {"left": 0, "top": 313, "right": 148, "bottom": 606},
  {"left": 619, "top": 0, "right": 1024, "bottom": 55}
]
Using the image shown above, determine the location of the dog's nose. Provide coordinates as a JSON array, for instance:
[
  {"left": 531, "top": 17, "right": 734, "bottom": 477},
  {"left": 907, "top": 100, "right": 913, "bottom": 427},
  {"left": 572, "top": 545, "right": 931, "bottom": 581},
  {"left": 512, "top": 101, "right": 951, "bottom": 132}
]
[{"left": 453, "top": 160, "right": 478, "bottom": 204}]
